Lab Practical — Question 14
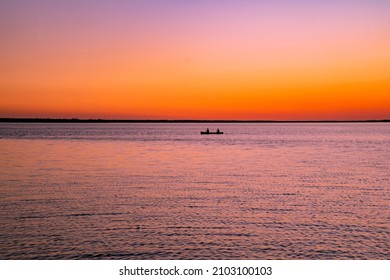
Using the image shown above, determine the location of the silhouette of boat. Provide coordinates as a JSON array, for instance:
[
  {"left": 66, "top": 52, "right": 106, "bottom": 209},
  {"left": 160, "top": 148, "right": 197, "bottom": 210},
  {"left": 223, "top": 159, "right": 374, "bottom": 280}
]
[{"left": 200, "top": 130, "right": 223, "bottom": 135}]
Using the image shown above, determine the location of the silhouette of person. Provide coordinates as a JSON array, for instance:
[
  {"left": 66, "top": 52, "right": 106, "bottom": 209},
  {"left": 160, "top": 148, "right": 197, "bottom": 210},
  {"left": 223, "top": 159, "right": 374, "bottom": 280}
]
[
  {"left": 206, "top": 128, "right": 209, "bottom": 133},
  {"left": 217, "top": 128, "right": 220, "bottom": 133}
]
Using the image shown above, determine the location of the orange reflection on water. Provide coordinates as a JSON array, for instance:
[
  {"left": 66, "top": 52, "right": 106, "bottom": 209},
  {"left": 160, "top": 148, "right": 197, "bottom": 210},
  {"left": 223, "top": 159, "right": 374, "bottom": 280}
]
[{"left": 0, "top": 123, "right": 389, "bottom": 259}]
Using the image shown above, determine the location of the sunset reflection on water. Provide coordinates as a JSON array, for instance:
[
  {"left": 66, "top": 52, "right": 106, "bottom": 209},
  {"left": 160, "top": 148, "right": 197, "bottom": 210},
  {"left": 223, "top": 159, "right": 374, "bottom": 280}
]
[{"left": 0, "top": 123, "right": 389, "bottom": 259}]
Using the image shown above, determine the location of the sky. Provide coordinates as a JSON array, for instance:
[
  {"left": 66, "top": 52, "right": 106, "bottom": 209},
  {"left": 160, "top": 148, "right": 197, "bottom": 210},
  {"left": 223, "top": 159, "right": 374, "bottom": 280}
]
[{"left": 1, "top": 0, "right": 389, "bottom": 120}]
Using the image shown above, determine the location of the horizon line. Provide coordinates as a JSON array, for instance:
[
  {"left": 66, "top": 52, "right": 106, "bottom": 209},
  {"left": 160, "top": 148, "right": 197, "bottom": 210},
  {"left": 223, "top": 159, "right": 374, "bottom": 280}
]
[{"left": 0, "top": 118, "right": 389, "bottom": 123}]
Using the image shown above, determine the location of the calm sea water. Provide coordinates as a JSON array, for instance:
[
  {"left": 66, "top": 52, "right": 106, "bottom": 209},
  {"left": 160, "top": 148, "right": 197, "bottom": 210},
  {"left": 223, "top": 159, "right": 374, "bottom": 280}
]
[{"left": 0, "top": 123, "right": 389, "bottom": 259}]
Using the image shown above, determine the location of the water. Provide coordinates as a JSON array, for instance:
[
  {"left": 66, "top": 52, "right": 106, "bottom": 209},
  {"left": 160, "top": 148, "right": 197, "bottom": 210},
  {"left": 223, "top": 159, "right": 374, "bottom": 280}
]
[{"left": 0, "top": 123, "right": 389, "bottom": 259}]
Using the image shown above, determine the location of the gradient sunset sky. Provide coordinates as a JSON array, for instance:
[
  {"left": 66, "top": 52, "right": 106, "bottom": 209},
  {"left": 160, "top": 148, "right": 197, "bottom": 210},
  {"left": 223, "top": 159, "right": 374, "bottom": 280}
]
[{"left": 1, "top": 0, "right": 389, "bottom": 120}]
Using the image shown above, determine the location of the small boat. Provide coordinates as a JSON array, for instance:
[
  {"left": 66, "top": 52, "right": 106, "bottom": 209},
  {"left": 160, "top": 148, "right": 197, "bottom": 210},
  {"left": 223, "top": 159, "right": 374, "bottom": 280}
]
[{"left": 200, "top": 130, "right": 223, "bottom": 135}]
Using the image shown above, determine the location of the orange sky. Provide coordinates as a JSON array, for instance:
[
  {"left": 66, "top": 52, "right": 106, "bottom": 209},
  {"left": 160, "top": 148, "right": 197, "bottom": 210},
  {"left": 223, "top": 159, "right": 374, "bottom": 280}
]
[{"left": 1, "top": 1, "right": 389, "bottom": 120}]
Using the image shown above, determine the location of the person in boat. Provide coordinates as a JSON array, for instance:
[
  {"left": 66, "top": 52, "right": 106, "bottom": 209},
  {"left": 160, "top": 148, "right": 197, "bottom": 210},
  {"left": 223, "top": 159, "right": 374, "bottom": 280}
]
[
  {"left": 206, "top": 128, "right": 209, "bottom": 133},
  {"left": 217, "top": 128, "right": 220, "bottom": 133}
]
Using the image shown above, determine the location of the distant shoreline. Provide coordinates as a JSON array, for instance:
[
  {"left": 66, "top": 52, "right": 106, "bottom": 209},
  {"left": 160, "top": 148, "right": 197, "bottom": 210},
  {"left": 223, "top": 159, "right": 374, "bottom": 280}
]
[{"left": 0, "top": 118, "right": 389, "bottom": 123}]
